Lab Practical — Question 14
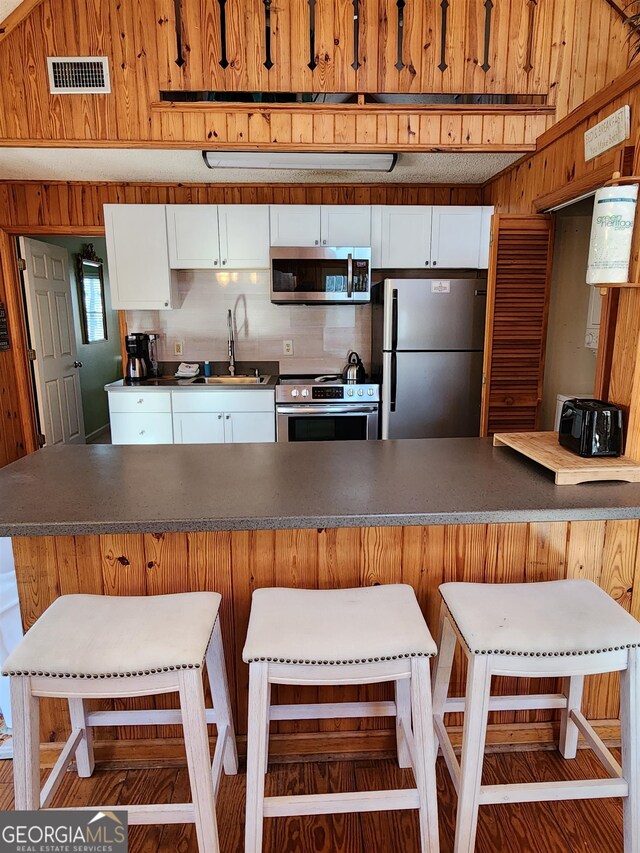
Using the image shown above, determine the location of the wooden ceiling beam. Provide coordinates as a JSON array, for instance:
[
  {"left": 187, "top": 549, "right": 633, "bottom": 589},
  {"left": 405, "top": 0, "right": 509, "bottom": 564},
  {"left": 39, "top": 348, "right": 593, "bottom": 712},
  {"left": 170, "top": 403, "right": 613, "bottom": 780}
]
[{"left": 0, "top": 0, "right": 45, "bottom": 43}]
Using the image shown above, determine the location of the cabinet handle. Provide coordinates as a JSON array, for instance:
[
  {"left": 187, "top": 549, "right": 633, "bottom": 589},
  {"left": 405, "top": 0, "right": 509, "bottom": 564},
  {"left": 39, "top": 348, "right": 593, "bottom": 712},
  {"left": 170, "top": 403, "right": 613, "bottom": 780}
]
[
  {"left": 433, "top": 261, "right": 437, "bottom": 266},
  {"left": 214, "top": 259, "right": 219, "bottom": 265},
  {"left": 323, "top": 239, "right": 327, "bottom": 245},
  {"left": 222, "top": 259, "right": 227, "bottom": 265},
  {"left": 425, "top": 261, "right": 429, "bottom": 266},
  {"left": 137, "top": 399, "right": 144, "bottom": 404},
  {"left": 164, "top": 301, "right": 169, "bottom": 307},
  {"left": 218, "top": 414, "right": 223, "bottom": 420},
  {"left": 225, "top": 415, "right": 231, "bottom": 420},
  {"left": 139, "top": 430, "right": 145, "bottom": 435},
  {"left": 315, "top": 239, "right": 319, "bottom": 245}
]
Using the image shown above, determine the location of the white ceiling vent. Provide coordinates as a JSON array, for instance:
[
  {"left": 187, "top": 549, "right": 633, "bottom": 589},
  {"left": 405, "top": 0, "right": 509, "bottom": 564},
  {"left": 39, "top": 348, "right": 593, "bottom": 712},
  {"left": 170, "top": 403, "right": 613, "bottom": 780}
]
[{"left": 47, "top": 57, "right": 111, "bottom": 94}]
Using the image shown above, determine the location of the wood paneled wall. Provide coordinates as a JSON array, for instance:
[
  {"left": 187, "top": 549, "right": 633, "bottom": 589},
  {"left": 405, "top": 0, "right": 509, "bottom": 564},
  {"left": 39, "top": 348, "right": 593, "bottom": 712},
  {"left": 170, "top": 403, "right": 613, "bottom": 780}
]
[
  {"left": 0, "top": 0, "right": 631, "bottom": 148},
  {"left": 12, "top": 519, "right": 640, "bottom": 750},
  {"left": 483, "top": 63, "right": 640, "bottom": 457}
]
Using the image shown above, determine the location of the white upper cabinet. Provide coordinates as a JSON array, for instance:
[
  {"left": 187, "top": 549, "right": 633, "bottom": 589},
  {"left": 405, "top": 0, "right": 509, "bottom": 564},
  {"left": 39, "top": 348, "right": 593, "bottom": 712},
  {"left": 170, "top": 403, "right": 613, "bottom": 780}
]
[
  {"left": 271, "top": 205, "right": 372, "bottom": 247},
  {"left": 372, "top": 204, "right": 493, "bottom": 269},
  {"left": 218, "top": 205, "right": 270, "bottom": 268},
  {"left": 270, "top": 205, "right": 322, "bottom": 246},
  {"left": 430, "top": 206, "right": 483, "bottom": 268},
  {"left": 374, "top": 206, "right": 433, "bottom": 269},
  {"left": 167, "top": 204, "right": 270, "bottom": 269},
  {"left": 320, "top": 206, "right": 372, "bottom": 246},
  {"left": 104, "top": 204, "right": 178, "bottom": 310},
  {"left": 478, "top": 206, "right": 494, "bottom": 268},
  {"left": 167, "top": 205, "right": 220, "bottom": 269}
]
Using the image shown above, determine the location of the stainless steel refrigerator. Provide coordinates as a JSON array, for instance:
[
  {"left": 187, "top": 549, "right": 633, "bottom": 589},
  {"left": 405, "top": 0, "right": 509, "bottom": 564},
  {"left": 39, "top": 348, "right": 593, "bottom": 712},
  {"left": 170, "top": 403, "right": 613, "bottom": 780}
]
[{"left": 371, "top": 278, "right": 487, "bottom": 439}]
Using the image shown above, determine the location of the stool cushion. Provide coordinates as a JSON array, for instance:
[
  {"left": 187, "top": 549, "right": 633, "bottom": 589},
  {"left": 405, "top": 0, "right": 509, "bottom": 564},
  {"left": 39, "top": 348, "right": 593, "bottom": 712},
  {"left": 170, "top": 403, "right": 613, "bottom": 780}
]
[
  {"left": 2, "top": 592, "right": 221, "bottom": 679},
  {"left": 242, "top": 584, "right": 436, "bottom": 665},
  {"left": 440, "top": 579, "right": 640, "bottom": 657}
]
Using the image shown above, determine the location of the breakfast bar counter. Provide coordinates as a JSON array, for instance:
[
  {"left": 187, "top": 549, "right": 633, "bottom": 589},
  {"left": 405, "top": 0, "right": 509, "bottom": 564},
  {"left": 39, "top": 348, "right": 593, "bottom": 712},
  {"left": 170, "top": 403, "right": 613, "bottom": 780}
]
[
  {"left": 2, "top": 437, "right": 640, "bottom": 766},
  {"left": 2, "top": 438, "right": 640, "bottom": 536}
]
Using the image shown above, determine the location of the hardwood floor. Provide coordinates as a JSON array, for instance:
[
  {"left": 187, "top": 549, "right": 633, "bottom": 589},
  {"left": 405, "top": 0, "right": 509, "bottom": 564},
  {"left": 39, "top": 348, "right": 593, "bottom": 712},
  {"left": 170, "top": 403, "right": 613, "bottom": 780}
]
[{"left": 0, "top": 749, "right": 624, "bottom": 852}]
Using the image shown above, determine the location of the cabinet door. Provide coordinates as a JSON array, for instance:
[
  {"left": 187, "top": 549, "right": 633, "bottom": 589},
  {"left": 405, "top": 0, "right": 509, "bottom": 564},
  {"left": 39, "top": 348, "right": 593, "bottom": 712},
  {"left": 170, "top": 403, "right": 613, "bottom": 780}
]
[
  {"left": 173, "top": 412, "right": 226, "bottom": 443},
  {"left": 380, "top": 206, "right": 432, "bottom": 268},
  {"left": 166, "top": 205, "right": 220, "bottom": 269},
  {"left": 478, "top": 206, "right": 494, "bottom": 268},
  {"left": 218, "top": 205, "right": 270, "bottom": 268},
  {"left": 431, "top": 207, "right": 483, "bottom": 268},
  {"left": 224, "top": 412, "right": 275, "bottom": 443},
  {"left": 270, "top": 205, "right": 321, "bottom": 246},
  {"left": 110, "top": 412, "right": 173, "bottom": 444},
  {"left": 320, "top": 206, "right": 372, "bottom": 246},
  {"left": 104, "top": 205, "right": 177, "bottom": 309}
]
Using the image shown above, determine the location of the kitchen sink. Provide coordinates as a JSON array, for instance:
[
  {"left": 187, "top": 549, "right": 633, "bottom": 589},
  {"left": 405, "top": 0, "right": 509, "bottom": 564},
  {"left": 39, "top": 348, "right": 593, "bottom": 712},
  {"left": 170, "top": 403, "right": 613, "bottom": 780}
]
[{"left": 190, "top": 375, "right": 271, "bottom": 385}]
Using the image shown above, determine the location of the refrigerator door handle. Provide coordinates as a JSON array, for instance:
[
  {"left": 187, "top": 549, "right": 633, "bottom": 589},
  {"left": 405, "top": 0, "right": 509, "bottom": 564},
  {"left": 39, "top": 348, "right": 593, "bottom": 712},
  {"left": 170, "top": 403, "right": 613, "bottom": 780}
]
[
  {"left": 391, "top": 289, "right": 399, "bottom": 350},
  {"left": 390, "top": 351, "right": 397, "bottom": 412}
]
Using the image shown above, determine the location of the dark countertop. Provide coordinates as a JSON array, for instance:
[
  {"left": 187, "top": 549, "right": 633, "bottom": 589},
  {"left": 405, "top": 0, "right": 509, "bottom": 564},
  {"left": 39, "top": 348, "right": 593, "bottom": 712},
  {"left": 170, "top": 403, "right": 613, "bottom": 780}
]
[
  {"left": 106, "top": 376, "right": 278, "bottom": 390},
  {"left": 2, "top": 438, "right": 640, "bottom": 537}
]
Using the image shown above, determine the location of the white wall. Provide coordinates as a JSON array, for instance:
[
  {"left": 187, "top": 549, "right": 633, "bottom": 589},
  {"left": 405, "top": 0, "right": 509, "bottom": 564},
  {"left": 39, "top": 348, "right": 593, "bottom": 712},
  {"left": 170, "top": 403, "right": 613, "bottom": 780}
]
[
  {"left": 126, "top": 270, "right": 372, "bottom": 376},
  {"left": 540, "top": 206, "right": 598, "bottom": 431}
]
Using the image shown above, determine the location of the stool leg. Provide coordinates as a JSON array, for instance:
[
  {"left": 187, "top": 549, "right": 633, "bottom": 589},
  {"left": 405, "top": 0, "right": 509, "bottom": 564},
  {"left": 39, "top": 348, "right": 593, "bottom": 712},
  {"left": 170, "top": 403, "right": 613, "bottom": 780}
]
[
  {"left": 454, "top": 655, "right": 492, "bottom": 853},
  {"left": 206, "top": 619, "right": 239, "bottom": 775},
  {"left": 264, "top": 683, "right": 271, "bottom": 775},
  {"left": 245, "top": 662, "right": 269, "bottom": 853},
  {"left": 178, "top": 669, "right": 220, "bottom": 853},
  {"left": 432, "top": 608, "right": 457, "bottom": 718},
  {"left": 559, "top": 675, "right": 584, "bottom": 760},
  {"left": 411, "top": 657, "right": 440, "bottom": 853},
  {"left": 621, "top": 647, "right": 640, "bottom": 852},
  {"left": 395, "top": 677, "right": 413, "bottom": 768},
  {"left": 11, "top": 676, "right": 40, "bottom": 810},
  {"left": 68, "top": 698, "right": 95, "bottom": 778}
]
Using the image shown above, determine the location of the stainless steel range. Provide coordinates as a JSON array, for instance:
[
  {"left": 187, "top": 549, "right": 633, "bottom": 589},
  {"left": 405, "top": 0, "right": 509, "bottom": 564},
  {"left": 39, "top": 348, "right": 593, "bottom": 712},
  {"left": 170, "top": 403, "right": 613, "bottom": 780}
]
[{"left": 276, "top": 376, "right": 380, "bottom": 442}]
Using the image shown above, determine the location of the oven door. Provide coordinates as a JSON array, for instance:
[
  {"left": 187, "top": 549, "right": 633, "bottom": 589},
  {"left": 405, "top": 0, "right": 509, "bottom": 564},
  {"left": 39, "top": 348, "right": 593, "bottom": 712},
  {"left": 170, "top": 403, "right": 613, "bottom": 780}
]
[{"left": 276, "top": 404, "right": 379, "bottom": 442}]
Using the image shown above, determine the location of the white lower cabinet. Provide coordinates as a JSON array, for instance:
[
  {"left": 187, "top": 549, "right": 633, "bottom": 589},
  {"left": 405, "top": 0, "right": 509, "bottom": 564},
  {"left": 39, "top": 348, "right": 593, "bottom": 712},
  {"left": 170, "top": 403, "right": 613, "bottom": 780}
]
[
  {"left": 171, "top": 389, "right": 276, "bottom": 444},
  {"left": 110, "top": 412, "right": 174, "bottom": 445}
]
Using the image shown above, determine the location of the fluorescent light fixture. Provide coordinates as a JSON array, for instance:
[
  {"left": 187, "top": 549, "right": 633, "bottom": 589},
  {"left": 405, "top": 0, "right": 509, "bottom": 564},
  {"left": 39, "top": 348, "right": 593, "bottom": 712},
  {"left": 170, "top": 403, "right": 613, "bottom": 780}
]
[{"left": 202, "top": 151, "right": 397, "bottom": 172}]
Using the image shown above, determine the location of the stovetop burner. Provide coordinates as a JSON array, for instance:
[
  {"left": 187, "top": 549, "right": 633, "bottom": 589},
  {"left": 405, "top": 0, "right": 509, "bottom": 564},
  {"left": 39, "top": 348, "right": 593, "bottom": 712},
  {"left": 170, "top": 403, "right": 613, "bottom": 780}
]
[{"left": 279, "top": 374, "right": 342, "bottom": 385}]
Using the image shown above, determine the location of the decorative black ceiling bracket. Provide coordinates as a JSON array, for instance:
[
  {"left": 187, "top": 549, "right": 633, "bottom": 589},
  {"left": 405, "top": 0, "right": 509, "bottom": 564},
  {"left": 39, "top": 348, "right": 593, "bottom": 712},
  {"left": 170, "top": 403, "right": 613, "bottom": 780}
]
[
  {"left": 308, "top": 0, "right": 317, "bottom": 71},
  {"left": 218, "top": 0, "right": 229, "bottom": 69},
  {"left": 395, "top": 0, "right": 406, "bottom": 71},
  {"left": 173, "top": 0, "right": 185, "bottom": 67},
  {"left": 481, "top": 0, "right": 493, "bottom": 72},
  {"left": 438, "top": 0, "right": 449, "bottom": 72},
  {"left": 263, "top": 0, "right": 274, "bottom": 69},
  {"left": 352, "top": 0, "right": 361, "bottom": 71}
]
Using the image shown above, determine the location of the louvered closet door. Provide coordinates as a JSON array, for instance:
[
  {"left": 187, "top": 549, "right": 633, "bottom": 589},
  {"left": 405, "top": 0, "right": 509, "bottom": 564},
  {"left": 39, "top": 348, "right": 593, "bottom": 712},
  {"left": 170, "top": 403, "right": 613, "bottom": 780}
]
[{"left": 480, "top": 215, "right": 555, "bottom": 436}]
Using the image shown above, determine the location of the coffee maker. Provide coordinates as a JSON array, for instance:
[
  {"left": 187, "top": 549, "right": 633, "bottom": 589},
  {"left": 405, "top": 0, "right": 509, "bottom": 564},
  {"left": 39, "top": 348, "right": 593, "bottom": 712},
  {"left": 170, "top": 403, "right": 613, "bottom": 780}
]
[{"left": 125, "top": 333, "right": 153, "bottom": 382}]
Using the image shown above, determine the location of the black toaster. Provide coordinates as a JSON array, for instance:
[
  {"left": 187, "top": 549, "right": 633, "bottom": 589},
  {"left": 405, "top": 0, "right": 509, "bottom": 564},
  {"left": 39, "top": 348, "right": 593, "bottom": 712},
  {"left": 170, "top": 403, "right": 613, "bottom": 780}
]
[{"left": 558, "top": 399, "right": 623, "bottom": 458}]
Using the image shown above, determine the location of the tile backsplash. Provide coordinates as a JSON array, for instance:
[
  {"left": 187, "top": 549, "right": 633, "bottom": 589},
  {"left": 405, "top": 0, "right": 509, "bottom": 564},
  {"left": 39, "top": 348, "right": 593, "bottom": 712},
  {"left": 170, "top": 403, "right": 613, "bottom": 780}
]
[{"left": 126, "top": 270, "right": 371, "bottom": 375}]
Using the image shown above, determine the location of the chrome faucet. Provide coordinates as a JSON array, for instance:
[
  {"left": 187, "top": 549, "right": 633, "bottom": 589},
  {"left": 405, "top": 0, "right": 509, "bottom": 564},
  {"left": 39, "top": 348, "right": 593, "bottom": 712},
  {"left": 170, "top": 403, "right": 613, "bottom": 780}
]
[{"left": 227, "top": 309, "right": 236, "bottom": 376}]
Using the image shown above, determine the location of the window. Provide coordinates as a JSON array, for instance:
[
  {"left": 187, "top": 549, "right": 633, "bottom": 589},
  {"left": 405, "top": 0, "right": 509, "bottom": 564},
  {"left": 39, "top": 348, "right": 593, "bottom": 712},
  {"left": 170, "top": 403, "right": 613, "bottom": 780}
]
[{"left": 76, "top": 245, "right": 108, "bottom": 344}]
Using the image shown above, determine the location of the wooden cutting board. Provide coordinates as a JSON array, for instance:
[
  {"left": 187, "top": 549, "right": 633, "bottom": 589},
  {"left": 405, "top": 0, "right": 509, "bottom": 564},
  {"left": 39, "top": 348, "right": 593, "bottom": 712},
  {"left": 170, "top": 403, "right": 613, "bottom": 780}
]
[{"left": 492, "top": 431, "right": 640, "bottom": 485}]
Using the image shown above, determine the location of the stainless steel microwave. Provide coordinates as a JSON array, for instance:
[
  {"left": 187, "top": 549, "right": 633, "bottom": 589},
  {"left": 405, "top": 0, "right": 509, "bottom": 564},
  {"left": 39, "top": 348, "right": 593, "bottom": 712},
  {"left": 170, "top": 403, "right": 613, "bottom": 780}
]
[{"left": 270, "top": 246, "right": 372, "bottom": 304}]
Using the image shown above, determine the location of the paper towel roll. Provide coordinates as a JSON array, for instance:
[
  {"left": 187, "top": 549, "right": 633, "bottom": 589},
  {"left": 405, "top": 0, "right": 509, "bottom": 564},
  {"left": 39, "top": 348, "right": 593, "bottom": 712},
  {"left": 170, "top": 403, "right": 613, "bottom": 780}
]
[{"left": 586, "top": 185, "right": 638, "bottom": 285}]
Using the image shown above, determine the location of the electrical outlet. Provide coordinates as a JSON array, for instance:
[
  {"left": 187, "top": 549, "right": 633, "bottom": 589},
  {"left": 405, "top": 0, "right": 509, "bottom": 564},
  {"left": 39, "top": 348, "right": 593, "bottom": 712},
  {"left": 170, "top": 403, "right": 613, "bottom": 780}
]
[
  {"left": 283, "top": 340, "right": 294, "bottom": 356},
  {"left": 174, "top": 340, "right": 184, "bottom": 357}
]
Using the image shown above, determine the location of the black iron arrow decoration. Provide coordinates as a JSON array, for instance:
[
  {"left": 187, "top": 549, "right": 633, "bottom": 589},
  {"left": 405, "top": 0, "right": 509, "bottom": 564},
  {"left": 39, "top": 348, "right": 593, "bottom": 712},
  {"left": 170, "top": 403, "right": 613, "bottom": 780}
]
[
  {"left": 263, "top": 0, "right": 274, "bottom": 70},
  {"left": 173, "top": 0, "right": 185, "bottom": 67},
  {"left": 438, "top": 0, "right": 449, "bottom": 72},
  {"left": 481, "top": 0, "right": 493, "bottom": 72},
  {"left": 352, "top": 0, "right": 361, "bottom": 71},
  {"left": 524, "top": 0, "right": 538, "bottom": 73},
  {"left": 308, "top": 0, "right": 317, "bottom": 70},
  {"left": 395, "top": 0, "right": 405, "bottom": 71},
  {"left": 218, "top": 0, "right": 229, "bottom": 70}
]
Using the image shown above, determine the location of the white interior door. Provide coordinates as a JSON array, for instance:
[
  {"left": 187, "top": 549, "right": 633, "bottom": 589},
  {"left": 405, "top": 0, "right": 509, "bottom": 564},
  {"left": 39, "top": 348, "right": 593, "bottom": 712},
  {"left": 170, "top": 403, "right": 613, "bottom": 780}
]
[{"left": 20, "top": 237, "right": 85, "bottom": 445}]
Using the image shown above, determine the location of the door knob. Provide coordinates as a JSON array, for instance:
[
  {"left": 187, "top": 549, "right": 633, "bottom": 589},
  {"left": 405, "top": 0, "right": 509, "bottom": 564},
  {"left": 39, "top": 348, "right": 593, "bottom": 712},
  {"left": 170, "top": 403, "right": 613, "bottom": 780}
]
[{"left": 73, "top": 360, "right": 83, "bottom": 368}]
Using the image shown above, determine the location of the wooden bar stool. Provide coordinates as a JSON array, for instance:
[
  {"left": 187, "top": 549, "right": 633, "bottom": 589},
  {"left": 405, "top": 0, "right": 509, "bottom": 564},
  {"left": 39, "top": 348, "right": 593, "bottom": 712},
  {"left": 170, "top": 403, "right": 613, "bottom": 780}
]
[
  {"left": 3, "top": 592, "right": 238, "bottom": 853},
  {"left": 432, "top": 579, "right": 640, "bottom": 853},
  {"left": 242, "top": 584, "right": 440, "bottom": 853}
]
